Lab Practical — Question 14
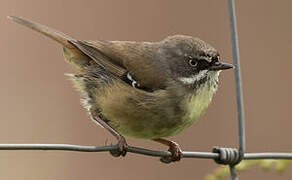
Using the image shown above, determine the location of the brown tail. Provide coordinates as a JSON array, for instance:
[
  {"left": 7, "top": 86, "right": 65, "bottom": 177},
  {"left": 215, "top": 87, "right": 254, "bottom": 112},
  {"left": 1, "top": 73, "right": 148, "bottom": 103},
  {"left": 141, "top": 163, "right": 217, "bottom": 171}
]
[
  {"left": 8, "top": 16, "right": 76, "bottom": 49},
  {"left": 8, "top": 16, "right": 95, "bottom": 70}
]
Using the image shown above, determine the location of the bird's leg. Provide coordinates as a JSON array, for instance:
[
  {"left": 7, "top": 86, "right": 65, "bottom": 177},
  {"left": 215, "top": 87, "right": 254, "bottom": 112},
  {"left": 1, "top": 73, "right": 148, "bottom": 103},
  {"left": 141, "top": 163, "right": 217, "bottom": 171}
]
[
  {"left": 91, "top": 113, "right": 127, "bottom": 157},
  {"left": 153, "top": 138, "right": 183, "bottom": 163}
]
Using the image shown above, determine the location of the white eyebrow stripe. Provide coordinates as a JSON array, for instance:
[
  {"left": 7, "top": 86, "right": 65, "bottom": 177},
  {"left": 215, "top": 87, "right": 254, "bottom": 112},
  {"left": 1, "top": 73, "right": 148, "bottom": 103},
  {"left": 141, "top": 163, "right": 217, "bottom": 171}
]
[
  {"left": 206, "top": 56, "right": 212, "bottom": 62},
  {"left": 199, "top": 56, "right": 212, "bottom": 62},
  {"left": 192, "top": 54, "right": 213, "bottom": 62},
  {"left": 178, "top": 70, "right": 208, "bottom": 84}
]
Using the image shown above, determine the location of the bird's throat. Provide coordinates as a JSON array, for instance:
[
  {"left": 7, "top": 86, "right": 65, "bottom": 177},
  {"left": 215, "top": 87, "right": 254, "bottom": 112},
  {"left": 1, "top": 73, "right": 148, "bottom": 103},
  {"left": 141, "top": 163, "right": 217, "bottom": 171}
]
[{"left": 183, "top": 71, "right": 220, "bottom": 122}]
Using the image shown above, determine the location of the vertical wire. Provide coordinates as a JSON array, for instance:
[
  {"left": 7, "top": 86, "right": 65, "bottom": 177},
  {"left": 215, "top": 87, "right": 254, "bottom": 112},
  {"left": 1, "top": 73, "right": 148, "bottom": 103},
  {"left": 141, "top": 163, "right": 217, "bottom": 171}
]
[
  {"left": 229, "top": 166, "right": 239, "bottom": 180},
  {"left": 228, "top": 0, "right": 246, "bottom": 179},
  {"left": 228, "top": 0, "right": 246, "bottom": 156}
]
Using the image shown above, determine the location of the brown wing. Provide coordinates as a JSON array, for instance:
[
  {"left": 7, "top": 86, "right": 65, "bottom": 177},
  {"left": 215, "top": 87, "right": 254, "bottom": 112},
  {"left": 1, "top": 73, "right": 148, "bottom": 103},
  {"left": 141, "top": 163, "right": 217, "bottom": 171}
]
[
  {"left": 70, "top": 40, "right": 169, "bottom": 90},
  {"left": 9, "top": 16, "right": 168, "bottom": 90},
  {"left": 69, "top": 40, "right": 127, "bottom": 77}
]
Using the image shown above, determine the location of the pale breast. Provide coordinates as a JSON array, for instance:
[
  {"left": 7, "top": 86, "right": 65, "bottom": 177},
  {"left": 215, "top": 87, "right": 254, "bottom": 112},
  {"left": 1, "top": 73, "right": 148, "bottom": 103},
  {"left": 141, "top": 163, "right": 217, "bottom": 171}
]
[
  {"left": 178, "top": 71, "right": 220, "bottom": 133},
  {"left": 93, "top": 71, "right": 220, "bottom": 139},
  {"left": 183, "top": 84, "right": 217, "bottom": 124}
]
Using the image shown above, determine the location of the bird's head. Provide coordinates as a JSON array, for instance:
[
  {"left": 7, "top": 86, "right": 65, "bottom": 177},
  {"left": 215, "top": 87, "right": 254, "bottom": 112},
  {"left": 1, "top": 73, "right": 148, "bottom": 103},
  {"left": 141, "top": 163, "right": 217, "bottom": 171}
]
[{"left": 157, "top": 35, "right": 233, "bottom": 89}]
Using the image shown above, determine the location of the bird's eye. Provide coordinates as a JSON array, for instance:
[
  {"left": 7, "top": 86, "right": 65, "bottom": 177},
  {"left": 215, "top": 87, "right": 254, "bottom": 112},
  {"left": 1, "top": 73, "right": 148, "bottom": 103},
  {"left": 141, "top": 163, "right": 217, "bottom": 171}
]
[
  {"left": 189, "top": 59, "right": 198, "bottom": 67},
  {"left": 188, "top": 56, "right": 198, "bottom": 67}
]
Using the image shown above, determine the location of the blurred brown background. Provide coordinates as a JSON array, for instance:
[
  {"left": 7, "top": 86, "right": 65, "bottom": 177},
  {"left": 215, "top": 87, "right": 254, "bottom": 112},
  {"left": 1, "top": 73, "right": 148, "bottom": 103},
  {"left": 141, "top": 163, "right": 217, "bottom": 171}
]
[{"left": 0, "top": 0, "right": 291, "bottom": 179}]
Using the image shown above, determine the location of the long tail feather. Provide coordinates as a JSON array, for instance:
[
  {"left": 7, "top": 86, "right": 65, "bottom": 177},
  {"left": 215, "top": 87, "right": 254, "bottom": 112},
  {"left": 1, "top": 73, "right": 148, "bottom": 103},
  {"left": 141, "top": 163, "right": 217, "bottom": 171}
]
[{"left": 8, "top": 16, "right": 75, "bottom": 49}]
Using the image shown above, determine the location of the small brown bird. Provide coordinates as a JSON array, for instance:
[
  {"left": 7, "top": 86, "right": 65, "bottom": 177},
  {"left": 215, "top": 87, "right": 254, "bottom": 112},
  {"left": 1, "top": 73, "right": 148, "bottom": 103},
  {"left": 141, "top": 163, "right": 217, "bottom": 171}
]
[{"left": 8, "top": 16, "right": 233, "bottom": 163}]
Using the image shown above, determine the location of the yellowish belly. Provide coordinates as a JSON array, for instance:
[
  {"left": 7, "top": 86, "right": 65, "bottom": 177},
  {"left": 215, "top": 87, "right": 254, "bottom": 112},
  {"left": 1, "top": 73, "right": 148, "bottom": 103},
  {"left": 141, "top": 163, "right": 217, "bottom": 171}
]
[{"left": 102, "top": 82, "right": 217, "bottom": 139}]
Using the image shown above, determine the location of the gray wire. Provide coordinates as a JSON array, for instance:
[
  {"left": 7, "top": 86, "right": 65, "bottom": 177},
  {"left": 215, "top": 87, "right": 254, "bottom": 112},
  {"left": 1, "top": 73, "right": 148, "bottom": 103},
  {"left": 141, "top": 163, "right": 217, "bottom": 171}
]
[
  {"left": 228, "top": 0, "right": 245, "bottom": 179},
  {"left": 228, "top": 0, "right": 246, "bottom": 155},
  {"left": 229, "top": 166, "right": 238, "bottom": 180},
  {"left": 244, "top": 153, "right": 292, "bottom": 160},
  {"left": 0, "top": 143, "right": 292, "bottom": 160}
]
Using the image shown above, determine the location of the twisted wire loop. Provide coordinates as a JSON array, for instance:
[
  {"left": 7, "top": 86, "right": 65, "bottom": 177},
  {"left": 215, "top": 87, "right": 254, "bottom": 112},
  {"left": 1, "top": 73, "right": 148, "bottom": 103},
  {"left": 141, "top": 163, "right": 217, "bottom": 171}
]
[{"left": 212, "top": 147, "right": 242, "bottom": 166}]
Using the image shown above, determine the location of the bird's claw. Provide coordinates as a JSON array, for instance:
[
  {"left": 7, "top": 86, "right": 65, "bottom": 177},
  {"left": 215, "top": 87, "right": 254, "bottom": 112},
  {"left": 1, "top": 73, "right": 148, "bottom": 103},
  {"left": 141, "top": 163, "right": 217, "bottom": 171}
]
[
  {"left": 109, "top": 136, "right": 128, "bottom": 157},
  {"left": 160, "top": 141, "right": 183, "bottom": 163}
]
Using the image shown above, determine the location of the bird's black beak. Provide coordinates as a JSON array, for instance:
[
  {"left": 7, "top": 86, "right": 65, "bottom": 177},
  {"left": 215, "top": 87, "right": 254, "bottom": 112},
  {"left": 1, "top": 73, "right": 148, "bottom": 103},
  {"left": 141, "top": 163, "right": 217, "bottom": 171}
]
[{"left": 209, "top": 61, "right": 234, "bottom": 71}]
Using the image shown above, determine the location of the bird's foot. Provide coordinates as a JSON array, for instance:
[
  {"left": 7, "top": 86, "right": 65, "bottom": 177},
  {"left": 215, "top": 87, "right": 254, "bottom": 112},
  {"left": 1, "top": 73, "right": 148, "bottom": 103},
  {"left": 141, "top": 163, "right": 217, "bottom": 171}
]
[
  {"left": 160, "top": 141, "right": 183, "bottom": 163},
  {"left": 109, "top": 136, "right": 128, "bottom": 157}
]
